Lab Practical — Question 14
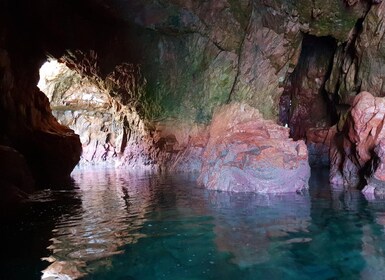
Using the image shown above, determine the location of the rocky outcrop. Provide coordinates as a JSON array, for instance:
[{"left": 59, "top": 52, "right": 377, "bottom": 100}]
[
  {"left": 197, "top": 103, "right": 310, "bottom": 193},
  {"left": 38, "top": 59, "right": 122, "bottom": 166},
  {"left": 0, "top": 146, "right": 34, "bottom": 207},
  {"left": 2, "top": 0, "right": 385, "bottom": 194},
  {"left": 363, "top": 140, "right": 385, "bottom": 197},
  {"left": 330, "top": 92, "right": 385, "bottom": 189},
  {"left": 325, "top": 1, "right": 385, "bottom": 105},
  {"left": 0, "top": 47, "right": 81, "bottom": 185}
]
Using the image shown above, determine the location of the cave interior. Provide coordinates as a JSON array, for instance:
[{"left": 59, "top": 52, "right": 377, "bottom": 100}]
[{"left": 3, "top": 0, "right": 385, "bottom": 278}]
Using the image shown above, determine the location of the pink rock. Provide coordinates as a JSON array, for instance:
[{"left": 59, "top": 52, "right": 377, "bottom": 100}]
[
  {"left": 330, "top": 92, "right": 385, "bottom": 189},
  {"left": 197, "top": 103, "right": 310, "bottom": 193}
]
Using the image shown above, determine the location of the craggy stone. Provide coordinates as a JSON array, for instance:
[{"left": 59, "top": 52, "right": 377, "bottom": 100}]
[
  {"left": 2, "top": 0, "right": 385, "bottom": 193},
  {"left": 330, "top": 92, "right": 385, "bottom": 188},
  {"left": 197, "top": 103, "right": 310, "bottom": 193},
  {"left": 325, "top": 1, "right": 385, "bottom": 106},
  {"left": 281, "top": 35, "right": 337, "bottom": 140},
  {"left": 363, "top": 140, "right": 385, "bottom": 196}
]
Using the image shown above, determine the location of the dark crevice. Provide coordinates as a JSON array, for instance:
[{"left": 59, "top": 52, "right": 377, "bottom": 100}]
[{"left": 279, "top": 34, "right": 337, "bottom": 140}]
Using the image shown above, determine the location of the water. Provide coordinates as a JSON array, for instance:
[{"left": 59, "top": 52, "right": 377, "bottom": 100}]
[{"left": 2, "top": 168, "right": 385, "bottom": 279}]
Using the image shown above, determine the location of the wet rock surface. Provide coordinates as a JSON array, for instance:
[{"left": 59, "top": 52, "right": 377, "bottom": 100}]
[
  {"left": 2, "top": 0, "right": 385, "bottom": 195},
  {"left": 197, "top": 103, "right": 310, "bottom": 193},
  {"left": 330, "top": 92, "right": 385, "bottom": 189},
  {"left": 306, "top": 127, "right": 336, "bottom": 167}
]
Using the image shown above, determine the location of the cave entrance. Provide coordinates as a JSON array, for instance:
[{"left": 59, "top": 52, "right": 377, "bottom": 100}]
[
  {"left": 38, "top": 58, "right": 123, "bottom": 165},
  {"left": 279, "top": 34, "right": 338, "bottom": 165}
]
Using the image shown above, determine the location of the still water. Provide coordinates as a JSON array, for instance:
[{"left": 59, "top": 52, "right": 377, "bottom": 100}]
[{"left": 2, "top": 168, "right": 385, "bottom": 279}]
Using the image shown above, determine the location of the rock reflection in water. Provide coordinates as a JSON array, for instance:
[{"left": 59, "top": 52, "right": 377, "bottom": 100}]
[
  {"left": 37, "top": 169, "right": 385, "bottom": 280},
  {"left": 360, "top": 198, "right": 385, "bottom": 279},
  {"left": 42, "top": 168, "right": 153, "bottom": 279},
  {"left": 206, "top": 191, "right": 311, "bottom": 267},
  {"left": 144, "top": 175, "right": 312, "bottom": 269}
]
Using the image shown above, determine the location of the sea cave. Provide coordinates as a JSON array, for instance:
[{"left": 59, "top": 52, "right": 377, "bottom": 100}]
[{"left": 2, "top": 0, "right": 385, "bottom": 279}]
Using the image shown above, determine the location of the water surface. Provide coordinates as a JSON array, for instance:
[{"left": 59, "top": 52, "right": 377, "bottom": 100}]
[{"left": 2, "top": 168, "right": 385, "bottom": 279}]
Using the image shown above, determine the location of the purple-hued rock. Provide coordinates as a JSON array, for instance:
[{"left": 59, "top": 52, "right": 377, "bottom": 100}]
[
  {"left": 330, "top": 92, "right": 385, "bottom": 191},
  {"left": 197, "top": 103, "right": 311, "bottom": 193}
]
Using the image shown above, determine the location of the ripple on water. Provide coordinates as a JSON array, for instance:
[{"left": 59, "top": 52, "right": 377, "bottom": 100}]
[{"left": 32, "top": 168, "right": 385, "bottom": 280}]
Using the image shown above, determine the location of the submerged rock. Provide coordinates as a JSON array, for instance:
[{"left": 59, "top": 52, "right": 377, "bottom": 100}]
[
  {"left": 306, "top": 127, "right": 336, "bottom": 167},
  {"left": 197, "top": 103, "right": 310, "bottom": 193}
]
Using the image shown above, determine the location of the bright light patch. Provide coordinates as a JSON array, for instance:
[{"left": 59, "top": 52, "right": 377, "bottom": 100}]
[{"left": 38, "top": 59, "right": 65, "bottom": 101}]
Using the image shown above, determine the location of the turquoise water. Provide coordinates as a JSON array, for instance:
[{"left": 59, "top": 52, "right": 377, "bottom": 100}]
[{"left": 2, "top": 168, "right": 385, "bottom": 279}]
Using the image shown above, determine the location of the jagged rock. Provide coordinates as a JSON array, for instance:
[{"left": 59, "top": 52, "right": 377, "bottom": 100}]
[
  {"left": 197, "top": 103, "right": 310, "bottom": 193},
  {"left": 325, "top": 1, "right": 385, "bottom": 105},
  {"left": 1, "top": 0, "right": 384, "bottom": 192},
  {"left": 330, "top": 92, "right": 385, "bottom": 188},
  {"left": 362, "top": 140, "right": 385, "bottom": 196}
]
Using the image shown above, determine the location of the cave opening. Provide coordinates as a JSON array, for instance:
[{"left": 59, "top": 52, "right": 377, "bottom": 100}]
[
  {"left": 279, "top": 34, "right": 338, "bottom": 141},
  {"left": 37, "top": 57, "right": 131, "bottom": 166}
]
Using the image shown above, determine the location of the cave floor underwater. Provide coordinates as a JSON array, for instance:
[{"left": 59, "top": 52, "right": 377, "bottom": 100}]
[{"left": 1, "top": 167, "right": 385, "bottom": 280}]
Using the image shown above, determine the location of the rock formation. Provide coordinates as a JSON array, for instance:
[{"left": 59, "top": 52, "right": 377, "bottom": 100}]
[
  {"left": 2, "top": 0, "right": 385, "bottom": 195},
  {"left": 330, "top": 92, "right": 385, "bottom": 191},
  {"left": 197, "top": 103, "right": 310, "bottom": 193}
]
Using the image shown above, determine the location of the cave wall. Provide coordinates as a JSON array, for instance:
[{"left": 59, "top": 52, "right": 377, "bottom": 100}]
[
  {"left": 2, "top": 0, "right": 385, "bottom": 190},
  {"left": 0, "top": 1, "right": 82, "bottom": 186},
  {"left": 131, "top": 0, "right": 370, "bottom": 122}
]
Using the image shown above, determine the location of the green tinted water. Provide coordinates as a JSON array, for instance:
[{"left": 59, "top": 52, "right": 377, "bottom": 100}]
[{"left": 2, "top": 168, "right": 385, "bottom": 279}]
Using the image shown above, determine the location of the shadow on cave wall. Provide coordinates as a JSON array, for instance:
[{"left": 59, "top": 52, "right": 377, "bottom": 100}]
[{"left": 280, "top": 34, "right": 338, "bottom": 141}]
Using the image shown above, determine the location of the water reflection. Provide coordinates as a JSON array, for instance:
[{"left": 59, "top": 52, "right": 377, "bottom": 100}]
[
  {"left": 42, "top": 168, "right": 154, "bottom": 279},
  {"left": 207, "top": 191, "right": 311, "bottom": 267},
  {"left": 37, "top": 168, "right": 385, "bottom": 280}
]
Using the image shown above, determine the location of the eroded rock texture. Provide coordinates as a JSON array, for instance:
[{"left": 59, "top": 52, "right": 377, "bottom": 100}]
[
  {"left": 2, "top": 0, "right": 385, "bottom": 194},
  {"left": 330, "top": 92, "right": 385, "bottom": 190},
  {"left": 197, "top": 103, "right": 310, "bottom": 193},
  {"left": 38, "top": 59, "right": 142, "bottom": 166}
]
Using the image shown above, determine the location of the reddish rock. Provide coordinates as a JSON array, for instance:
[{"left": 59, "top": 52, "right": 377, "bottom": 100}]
[
  {"left": 281, "top": 35, "right": 336, "bottom": 140},
  {"left": 330, "top": 92, "right": 385, "bottom": 188},
  {"left": 197, "top": 103, "right": 310, "bottom": 193}
]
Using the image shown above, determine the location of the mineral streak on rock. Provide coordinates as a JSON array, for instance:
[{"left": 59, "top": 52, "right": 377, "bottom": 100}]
[
  {"left": 197, "top": 103, "right": 310, "bottom": 193},
  {"left": 330, "top": 92, "right": 385, "bottom": 190}
]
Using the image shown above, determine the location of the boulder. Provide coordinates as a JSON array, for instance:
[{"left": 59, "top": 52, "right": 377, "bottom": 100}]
[{"left": 197, "top": 103, "right": 310, "bottom": 193}]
